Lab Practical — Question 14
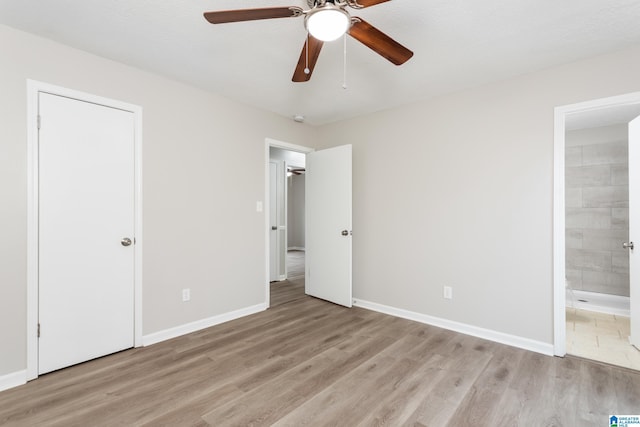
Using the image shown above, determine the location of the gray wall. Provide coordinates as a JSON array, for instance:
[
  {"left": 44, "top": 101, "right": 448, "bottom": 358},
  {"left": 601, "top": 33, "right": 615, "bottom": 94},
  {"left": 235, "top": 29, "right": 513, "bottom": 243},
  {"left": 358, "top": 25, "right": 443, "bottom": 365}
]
[
  {"left": 316, "top": 46, "right": 640, "bottom": 344},
  {"left": 565, "top": 125, "right": 629, "bottom": 296},
  {"left": 288, "top": 174, "right": 305, "bottom": 249},
  {"left": 0, "top": 24, "right": 315, "bottom": 377}
]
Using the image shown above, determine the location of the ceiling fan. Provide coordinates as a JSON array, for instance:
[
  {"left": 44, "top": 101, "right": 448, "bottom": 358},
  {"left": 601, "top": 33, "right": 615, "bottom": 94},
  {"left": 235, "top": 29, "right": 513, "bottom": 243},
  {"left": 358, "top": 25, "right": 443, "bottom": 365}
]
[
  {"left": 203, "top": 0, "right": 413, "bottom": 82},
  {"left": 288, "top": 167, "right": 306, "bottom": 175}
]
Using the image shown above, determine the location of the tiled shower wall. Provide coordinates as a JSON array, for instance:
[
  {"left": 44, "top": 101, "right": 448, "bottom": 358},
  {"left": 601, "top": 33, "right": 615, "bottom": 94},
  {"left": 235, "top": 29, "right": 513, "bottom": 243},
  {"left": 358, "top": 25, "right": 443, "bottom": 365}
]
[{"left": 565, "top": 124, "right": 629, "bottom": 297}]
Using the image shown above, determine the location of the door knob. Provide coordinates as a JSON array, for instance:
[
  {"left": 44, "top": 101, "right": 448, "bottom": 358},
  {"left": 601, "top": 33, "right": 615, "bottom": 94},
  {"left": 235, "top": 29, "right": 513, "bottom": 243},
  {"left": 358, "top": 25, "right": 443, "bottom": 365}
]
[
  {"left": 121, "top": 237, "right": 132, "bottom": 247},
  {"left": 272, "top": 226, "right": 277, "bottom": 230},
  {"left": 623, "top": 241, "right": 634, "bottom": 250},
  {"left": 341, "top": 230, "right": 349, "bottom": 236}
]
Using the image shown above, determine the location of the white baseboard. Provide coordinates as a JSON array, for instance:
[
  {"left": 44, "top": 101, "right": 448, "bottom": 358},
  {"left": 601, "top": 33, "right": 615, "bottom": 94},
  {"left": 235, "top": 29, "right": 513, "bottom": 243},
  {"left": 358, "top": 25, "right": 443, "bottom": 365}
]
[
  {"left": 353, "top": 299, "right": 554, "bottom": 356},
  {"left": 566, "top": 289, "right": 630, "bottom": 317},
  {"left": 0, "top": 370, "right": 26, "bottom": 392},
  {"left": 142, "top": 303, "right": 267, "bottom": 346},
  {"left": 287, "top": 247, "right": 305, "bottom": 251}
]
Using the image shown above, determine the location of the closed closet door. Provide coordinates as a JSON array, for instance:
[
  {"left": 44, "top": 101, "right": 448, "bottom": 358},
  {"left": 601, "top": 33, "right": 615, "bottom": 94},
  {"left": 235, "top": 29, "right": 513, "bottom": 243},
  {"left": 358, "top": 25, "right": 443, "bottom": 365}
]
[{"left": 38, "top": 92, "right": 135, "bottom": 374}]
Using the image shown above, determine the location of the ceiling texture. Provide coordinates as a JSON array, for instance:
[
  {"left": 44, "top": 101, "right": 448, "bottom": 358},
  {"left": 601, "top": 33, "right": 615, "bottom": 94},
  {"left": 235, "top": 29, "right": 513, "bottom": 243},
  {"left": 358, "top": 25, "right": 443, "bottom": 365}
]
[{"left": 1, "top": 0, "right": 640, "bottom": 125}]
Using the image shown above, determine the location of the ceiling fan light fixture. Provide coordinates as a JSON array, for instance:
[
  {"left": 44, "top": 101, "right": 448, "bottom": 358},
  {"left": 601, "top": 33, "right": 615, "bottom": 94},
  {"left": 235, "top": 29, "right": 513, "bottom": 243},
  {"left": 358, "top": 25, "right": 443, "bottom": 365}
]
[{"left": 305, "top": 6, "right": 350, "bottom": 42}]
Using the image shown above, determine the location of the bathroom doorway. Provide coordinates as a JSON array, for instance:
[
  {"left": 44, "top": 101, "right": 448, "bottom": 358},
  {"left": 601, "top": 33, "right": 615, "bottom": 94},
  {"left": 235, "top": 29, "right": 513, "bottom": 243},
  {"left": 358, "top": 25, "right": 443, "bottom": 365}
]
[{"left": 554, "top": 92, "right": 640, "bottom": 370}]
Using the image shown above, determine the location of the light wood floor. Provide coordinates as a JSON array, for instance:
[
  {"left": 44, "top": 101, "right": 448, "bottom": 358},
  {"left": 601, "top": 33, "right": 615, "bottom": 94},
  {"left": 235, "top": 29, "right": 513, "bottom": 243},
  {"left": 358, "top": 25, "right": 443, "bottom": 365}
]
[
  {"left": 1, "top": 282, "right": 639, "bottom": 426},
  {"left": 270, "top": 278, "right": 305, "bottom": 307}
]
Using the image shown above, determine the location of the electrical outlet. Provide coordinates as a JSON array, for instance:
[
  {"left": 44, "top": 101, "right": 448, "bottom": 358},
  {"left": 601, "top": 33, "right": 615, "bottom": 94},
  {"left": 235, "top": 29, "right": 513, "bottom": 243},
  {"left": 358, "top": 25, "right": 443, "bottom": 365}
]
[
  {"left": 443, "top": 286, "right": 453, "bottom": 300},
  {"left": 182, "top": 288, "right": 191, "bottom": 302}
]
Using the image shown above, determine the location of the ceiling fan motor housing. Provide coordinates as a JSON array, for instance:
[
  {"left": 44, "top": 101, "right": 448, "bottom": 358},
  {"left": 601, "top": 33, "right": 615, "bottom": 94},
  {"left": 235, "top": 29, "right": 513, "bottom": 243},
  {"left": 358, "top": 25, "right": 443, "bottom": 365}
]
[{"left": 304, "top": 3, "right": 351, "bottom": 42}]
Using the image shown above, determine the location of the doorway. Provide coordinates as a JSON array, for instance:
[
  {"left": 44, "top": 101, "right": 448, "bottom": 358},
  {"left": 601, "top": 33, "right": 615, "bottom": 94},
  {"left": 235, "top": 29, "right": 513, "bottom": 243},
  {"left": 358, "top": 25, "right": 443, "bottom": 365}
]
[
  {"left": 554, "top": 91, "right": 640, "bottom": 370},
  {"left": 26, "top": 81, "right": 143, "bottom": 380},
  {"left": 284, "top": 160, "right": 307, "bottom": 280},
  {"left": 265, "top": 138, "right": 313, "bottom": 307},
  {"left": 265, "top": 139, "right": 353, "bottom": 309}
]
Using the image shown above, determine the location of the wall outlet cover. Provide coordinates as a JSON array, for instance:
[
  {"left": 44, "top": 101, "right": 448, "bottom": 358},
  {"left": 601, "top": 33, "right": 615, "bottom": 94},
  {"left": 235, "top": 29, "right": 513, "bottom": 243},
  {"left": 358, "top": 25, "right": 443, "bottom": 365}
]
[{"left": 443, "top": 286, "right": 453, "bottom": 300}]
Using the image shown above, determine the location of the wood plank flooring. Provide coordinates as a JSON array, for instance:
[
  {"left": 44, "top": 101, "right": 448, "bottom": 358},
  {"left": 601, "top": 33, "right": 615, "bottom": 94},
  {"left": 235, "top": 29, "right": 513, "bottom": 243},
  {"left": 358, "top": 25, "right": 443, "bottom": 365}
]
[
  {"left": 270, "top": 278, "right": 305, "bottom": 307},
  {"left": 1, "top": 281, "right": 638, "bottom": 426}
]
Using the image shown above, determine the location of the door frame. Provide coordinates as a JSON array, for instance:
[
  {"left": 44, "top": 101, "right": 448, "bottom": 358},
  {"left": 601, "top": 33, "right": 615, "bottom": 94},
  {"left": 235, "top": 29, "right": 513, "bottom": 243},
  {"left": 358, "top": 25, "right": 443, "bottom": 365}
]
[
  {"left": 26, "top": 80, "right": 143, "bottom": 380},
  {"left": 264, "top": 138, "right": 314, "bottom": 307},
  {"left": 553, "top": 91, "right": 640, "bottom": 356}
]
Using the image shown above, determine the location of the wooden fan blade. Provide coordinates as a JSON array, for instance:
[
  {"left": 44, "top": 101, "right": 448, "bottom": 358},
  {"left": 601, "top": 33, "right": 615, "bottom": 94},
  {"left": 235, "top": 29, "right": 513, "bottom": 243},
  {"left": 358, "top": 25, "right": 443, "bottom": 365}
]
[
  {"left": 292, "top": 35, "right": 324, "bottom": 82},
  {"left": 349, "top": 18, "right": 413, "bottom": 65},
  {"left": 351, "top": 0, "right": 391, "bottom": 8},
  {"left": 204, "top": 7, "right": 303, "bottom": 24}
]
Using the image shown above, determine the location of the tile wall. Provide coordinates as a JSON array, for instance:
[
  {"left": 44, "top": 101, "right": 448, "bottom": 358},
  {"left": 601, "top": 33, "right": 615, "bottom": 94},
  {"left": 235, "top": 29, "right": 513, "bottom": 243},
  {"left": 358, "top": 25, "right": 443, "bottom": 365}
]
[{"left": 565, "top": 124, "right": 629, "bottom": 296}]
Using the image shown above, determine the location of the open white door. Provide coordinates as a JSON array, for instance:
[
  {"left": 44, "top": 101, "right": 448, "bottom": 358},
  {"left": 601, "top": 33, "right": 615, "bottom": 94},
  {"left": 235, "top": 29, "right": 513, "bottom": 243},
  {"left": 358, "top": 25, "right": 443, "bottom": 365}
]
[
  {"left": 269, "top": 160, "right": 287, "bottom": 281},
  {"left": 630, "top": 116, "right": 640, "bottom": 349},
  {"left": 269, "top": 161, "right": 278, "bottom": 282},
  {"left": 305, "top": 144, "right": 352, "bottom": 307}
]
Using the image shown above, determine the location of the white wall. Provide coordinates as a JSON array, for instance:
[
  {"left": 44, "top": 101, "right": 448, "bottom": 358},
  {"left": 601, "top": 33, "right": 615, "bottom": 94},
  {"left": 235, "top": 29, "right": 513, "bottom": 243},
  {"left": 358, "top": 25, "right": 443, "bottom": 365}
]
[
  {"left": 566, "top": 125, "right": 628, "bottom": 147},
  {"left": 269, "top": 147, "right": 306, "bottom": 168},
  {"left": 316, "top": 46, "right": 640, "bottom": 345},
  {"left": 0, "top": 24, "right": 315, "bottom": 377}
]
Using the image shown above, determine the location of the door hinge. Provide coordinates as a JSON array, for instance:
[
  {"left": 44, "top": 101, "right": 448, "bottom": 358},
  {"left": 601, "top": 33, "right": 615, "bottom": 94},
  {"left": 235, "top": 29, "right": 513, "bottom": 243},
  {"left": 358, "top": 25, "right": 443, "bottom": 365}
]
[
  {"left": 37, "top": 323, "right": 40, "bottom": 338},
  {"left": 37, "top": 115, "right": 41, "bottom": 130}
]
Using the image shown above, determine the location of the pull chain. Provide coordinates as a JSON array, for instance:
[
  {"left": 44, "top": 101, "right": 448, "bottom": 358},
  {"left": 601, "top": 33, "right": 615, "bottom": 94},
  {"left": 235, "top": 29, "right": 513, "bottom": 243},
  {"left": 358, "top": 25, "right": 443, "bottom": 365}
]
[
  {"left": 304, "top": 34, "right": 310, "bottom": 75},
  {"left": 342, "top": 33, "right": 348, "bottom": 89}
]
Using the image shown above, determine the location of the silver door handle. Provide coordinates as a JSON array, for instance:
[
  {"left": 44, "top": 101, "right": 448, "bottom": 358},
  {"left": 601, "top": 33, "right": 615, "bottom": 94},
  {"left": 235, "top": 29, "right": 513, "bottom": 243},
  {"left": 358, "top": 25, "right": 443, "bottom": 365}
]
[
  {"left": 121, "top": 237, "right": 132, "bottom": 247},
  {"left": 623, "top": 241, "right": 634, "bottom": 250}
]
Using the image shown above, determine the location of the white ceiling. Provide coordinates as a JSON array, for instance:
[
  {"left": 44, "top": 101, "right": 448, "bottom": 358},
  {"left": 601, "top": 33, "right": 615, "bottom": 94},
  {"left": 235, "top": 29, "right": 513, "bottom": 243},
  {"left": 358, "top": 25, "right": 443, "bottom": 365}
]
[{"left": 2, "top": 0, "right": 640, "bottom": 125}]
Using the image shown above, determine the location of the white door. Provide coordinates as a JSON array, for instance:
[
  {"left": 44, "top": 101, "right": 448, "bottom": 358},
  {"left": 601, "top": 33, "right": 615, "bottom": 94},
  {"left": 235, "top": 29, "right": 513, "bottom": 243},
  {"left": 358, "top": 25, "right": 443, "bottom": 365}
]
[
  {"left": 269, "top": 161, "right": 278, "bottom": 281},
  {"left": 630, "top": 115, "right": 640, "bottom": 349},
  {"left": 38, "top": 92, "right": 135, "bottom": 374},
  {"left": 269, "top": 160, "right": 288, "bottom": 281},
  {"left": 305, "top": 144, "right": 352, "bottom": 307}
]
